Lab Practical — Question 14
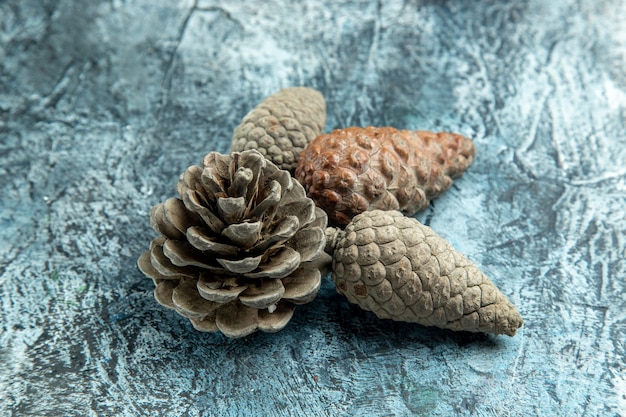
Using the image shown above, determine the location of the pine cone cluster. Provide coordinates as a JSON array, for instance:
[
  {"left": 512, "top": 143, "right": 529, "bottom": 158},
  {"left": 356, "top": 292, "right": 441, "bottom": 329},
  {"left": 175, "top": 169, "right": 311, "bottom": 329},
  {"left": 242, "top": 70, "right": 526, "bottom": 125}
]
[
  {"left": 137, "top": 149, "right": 330, "bottom": 338},
  {"left": 231, "top": 87, "right": 326, "bottom": 171},
  {"left": 139, "top": 86, "right": 524, "bottom": 339},
  {"left": 331, "top": 210, "right": 523, "bottom": 336},
  {"left": 295, "top": 126, "right": 475, "bottom": 226}
]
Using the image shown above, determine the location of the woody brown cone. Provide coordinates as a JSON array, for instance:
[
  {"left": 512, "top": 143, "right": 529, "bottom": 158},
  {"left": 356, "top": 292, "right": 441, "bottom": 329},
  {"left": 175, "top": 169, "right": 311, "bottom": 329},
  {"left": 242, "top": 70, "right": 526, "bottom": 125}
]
[{"left": 296, "top": 126, "right": 475, "bottom": 226}]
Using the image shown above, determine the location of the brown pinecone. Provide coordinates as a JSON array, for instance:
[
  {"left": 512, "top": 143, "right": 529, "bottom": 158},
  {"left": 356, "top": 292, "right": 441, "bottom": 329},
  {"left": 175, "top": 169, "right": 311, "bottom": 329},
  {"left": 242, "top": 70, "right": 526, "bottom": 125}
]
[
  {"left": 137, "top": 150, "right": 331, "bottom": 338},
  {"left": 295, "top": 126, "right": 475, "bottom": 226},
  {"left": 231, "top": 87, "right": 326, "bottom": 171},
  {"left": 330, "top": 210, "right": 523, "bottom": 336}
]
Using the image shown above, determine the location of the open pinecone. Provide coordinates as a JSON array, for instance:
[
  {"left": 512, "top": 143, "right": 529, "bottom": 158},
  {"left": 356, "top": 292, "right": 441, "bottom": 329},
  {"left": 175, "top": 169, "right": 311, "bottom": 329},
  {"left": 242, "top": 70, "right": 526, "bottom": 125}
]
[
  {"left": 137, "top": 150, "right": 331, "bottom": 338},
  {"left": 231, "top": 87, "right": 326, "bottom": 172}
]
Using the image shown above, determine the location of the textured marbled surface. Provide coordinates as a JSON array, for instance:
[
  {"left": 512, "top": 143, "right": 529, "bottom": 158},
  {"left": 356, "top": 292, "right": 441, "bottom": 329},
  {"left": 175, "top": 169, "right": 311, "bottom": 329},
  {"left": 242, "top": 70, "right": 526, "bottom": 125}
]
[{"left": 1, "top": 1, "right": 625, "bottom": 416}]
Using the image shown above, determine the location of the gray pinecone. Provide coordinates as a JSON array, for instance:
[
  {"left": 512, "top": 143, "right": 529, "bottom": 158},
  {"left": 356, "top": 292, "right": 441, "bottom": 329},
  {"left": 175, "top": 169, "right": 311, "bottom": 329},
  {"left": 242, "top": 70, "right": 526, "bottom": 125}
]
[
  {"left": 231, "top": 87, "right": 326, "bottom": 171},
  {"left": 137, "top": 150, "right": 331, "bottom": 338},
  {"left": 331, "top": 210, "right": 523, "bottom": 336}
]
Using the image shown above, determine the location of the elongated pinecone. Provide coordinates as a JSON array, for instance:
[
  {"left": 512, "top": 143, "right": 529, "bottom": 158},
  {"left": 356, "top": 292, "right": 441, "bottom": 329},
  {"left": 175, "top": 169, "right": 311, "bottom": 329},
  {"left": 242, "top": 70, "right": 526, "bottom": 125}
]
[
  {"left": 295, "top": 126, "right": 475, "bottom": 226},
  {"left": 331, "top": 210, "right": 523, "bottom": 336},
  {"left": 137, "top": 150, "right": 331, "bottom": 338},
  {"left": 231, "top": 87, "right": 326, "bottom": 171}
]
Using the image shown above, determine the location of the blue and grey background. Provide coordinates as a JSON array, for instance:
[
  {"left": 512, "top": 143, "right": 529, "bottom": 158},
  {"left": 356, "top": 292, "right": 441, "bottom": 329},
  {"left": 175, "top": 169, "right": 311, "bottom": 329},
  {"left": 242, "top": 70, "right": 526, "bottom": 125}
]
[{"left": 1, "top": 1, "right": 625, "bottom": 416}]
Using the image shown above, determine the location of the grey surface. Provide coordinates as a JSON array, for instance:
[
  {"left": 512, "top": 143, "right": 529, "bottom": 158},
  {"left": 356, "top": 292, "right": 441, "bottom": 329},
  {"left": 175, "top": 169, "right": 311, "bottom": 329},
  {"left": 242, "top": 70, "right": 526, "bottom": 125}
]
[{"left": 1, "top": 1, "right": 625, "bottom": 416}]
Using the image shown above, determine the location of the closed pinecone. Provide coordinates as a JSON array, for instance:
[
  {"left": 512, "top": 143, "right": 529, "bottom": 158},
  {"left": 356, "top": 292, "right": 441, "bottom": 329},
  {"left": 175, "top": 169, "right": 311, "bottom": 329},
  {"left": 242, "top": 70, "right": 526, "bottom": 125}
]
[
  {"left": 295, "top": 126, "right": 475, "bottom": 226},
  {"left": 137, "top": 150, "right": 331, "bottom": 338},
  {"left": 331, "top": 210, "right": 523, "bottom": 336},
  {"left": 231, "top": 87, "right": 326, "bottom": 171}
]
